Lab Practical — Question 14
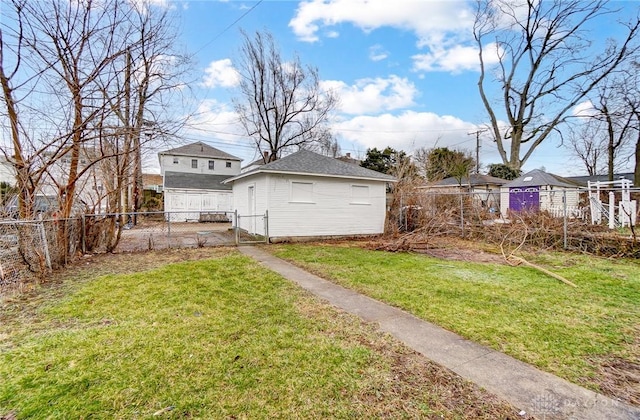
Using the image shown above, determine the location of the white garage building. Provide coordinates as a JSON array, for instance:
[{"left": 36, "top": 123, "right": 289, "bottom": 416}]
[{"left": 223, "top": 149, "right": 395, "bottom": 241}]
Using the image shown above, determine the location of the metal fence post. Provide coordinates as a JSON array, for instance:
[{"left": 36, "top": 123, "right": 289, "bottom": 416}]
[
  {"left": 563, "top": 189, "right": 568, "bottom": 249},
  {"left": 235, "top": 213, "right": 240, "bottom": 246},
  {"left": 264, "top": 210, "right": 269, "bottom": 243},
  {"left": 81, "top": 214, "right": 86, "bottom": 255},
  {"left": 167, "top": 212, "right": 171, "bottom": 248}
]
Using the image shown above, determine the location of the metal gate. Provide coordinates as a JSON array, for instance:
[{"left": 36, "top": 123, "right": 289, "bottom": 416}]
[{"left": 234, "top": 210, "right": 269, "bottom": 245}]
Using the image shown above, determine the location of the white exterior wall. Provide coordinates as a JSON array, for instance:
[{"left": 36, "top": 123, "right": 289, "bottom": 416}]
[
  {"left": 539, "top": 186, "right": 580, "bottom": 210},
  {"left": 500, "top": 188, "right": 510, "bottom": 217},
  {"left": 232, "top": 173, "right": 388, "bottom": 238},
  {"left": 231, "top": 176, "right": 269, "bottom": 235},
  {"left": 160, "top": 154, "right": 240, "bottom": 177},
  {"left": 165, "top": 189, "right": 233, "bottom": 221},
  {"left": 0, "top": 158, "right": 15, "bottom": 185}
]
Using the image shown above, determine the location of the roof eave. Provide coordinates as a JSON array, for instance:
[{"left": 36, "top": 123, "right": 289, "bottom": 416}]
[{"left": 223, "top": 169, "right": 396, "bottom": 184}]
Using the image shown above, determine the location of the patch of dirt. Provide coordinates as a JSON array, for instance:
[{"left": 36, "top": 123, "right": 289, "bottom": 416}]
[
  {"left": 294, "top": 297, "right": 531, "bottom": 419},
  {"left": 595, "top": 357, "right": 640, "bottom": 406},
  {"left": 590, "top": 326, "right": 640, "bottom": 407},
  {"left": 365, "top": 236, "right": 507, "bottom": 264}
]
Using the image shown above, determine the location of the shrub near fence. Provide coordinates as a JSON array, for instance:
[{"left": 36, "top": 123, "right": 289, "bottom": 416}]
[
  {"left": 0, "top": 211, "right": 237, "bottom": 296},
  {"left": 392, "top": 189, "right": 639, "bottom": 257}
]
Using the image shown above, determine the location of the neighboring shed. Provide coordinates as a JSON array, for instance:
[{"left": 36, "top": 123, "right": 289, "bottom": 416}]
[
  {"left": 158, "top": 142, "right": 242, "bottom": 221},
  {"left": 500, "top": 169, "right": 582, "bottom": 216},
  {"left": 223, "top": 149, "right": 396, "bottom": 241}
]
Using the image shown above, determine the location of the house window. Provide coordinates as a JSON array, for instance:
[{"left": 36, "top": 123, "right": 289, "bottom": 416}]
[
  {"left": 208, "top": 160, "right": 215, "bottom": 170},
  {"left": 351, "top": 185, "right": 370, "bottom": 204},
  {"left": 226, "top": 162, "right": 232, "bottom": 168},
  {"left": 191, "top": 159, "right": 198, "bottom": 168},
  {"left": 291, "top": 181, "right": 314, "bottom": 203},
  {"left": 173, "top": 157, "right": 179, "bottom": 164}
]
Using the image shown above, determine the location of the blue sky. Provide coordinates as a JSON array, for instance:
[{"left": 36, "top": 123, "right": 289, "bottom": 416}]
[{"left": 158, "top": 0, "right": 639, "bottom": 176}]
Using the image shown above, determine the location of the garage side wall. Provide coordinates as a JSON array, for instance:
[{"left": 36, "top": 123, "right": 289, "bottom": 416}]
[{"left": 265, "top": 174, "right": 387, "bottom": 238}]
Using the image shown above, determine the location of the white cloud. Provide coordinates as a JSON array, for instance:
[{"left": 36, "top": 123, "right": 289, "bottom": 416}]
[
  {"left": 368, "top": 44, "right": 389, "bottom": 62},
  {"left": 290, "top": 0, "right": 473, "bottom": 43},
  {"left": 572, "top": 100, "right": 596, "bottom": 118},
  {"left": 202, "top": 59, "right": 240, "bottom": 88},
  {"left": 412, "top": 42, "right": 502, "bottom": 73},
  {"left": 333, "top": 111, "right": 478, "bottom": 154},
  {"left": 289, "top": 0, "right": 480, "bottom": 73},
  {"left": 322, "top": 75, "right": 417, "bottom": 115}
]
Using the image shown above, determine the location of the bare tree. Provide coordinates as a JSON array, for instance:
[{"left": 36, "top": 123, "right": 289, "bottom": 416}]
[
  {"left": 474, "top": 0, "right": 640, "bottom": 171},
  {"left": 566, "top": 118, "right": 607, "bottom": 176},
  {"left": 234, "top": 30, "right": 338, "bottom": 162},
  {"left": 0, "top": 0, "right": 188, "bottom": 260}
]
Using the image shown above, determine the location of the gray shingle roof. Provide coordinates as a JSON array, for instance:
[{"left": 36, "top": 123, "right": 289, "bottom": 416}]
[
  {"left": 226, "top": 149, "right": 396, "bottom": 183},
  {"left": 159, "top": 142, "right": 241, "bottom": 161},
  {"left": 164, "top": 171, "right": 232, "bottom": 191},
  {"left": 565, "top": 172, "right": 634, "bottom": 187},
  {"left": 503, "top": 169, "right": 581, "bottom": 188}
]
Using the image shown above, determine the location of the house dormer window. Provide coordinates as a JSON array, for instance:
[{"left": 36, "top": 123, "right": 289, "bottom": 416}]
[
  {"left": 191, "top": 159, "right": 198, "bottom": 168},
  {"left": 208, "top": 160, "right": 215, "bottom": 170}
]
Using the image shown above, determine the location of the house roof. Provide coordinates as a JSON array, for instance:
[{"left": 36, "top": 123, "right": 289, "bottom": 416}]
[
  {"left": 163, "top": 171, "right": 232, "bottom": 191},
  {"left": 159, "top": 142, "right": 241, "bottom": 161},
  {"left": 565, "top": 172, "right": 634, "bottom": 186},
  {"left": 225, "top": 149, "right": 396, "bottom": 183},
  {"left": 503, "top": 169, "right": 581, "bottom": 188},
  {"left": 424, "top": 173, "right": 508, "bottom": 188}
]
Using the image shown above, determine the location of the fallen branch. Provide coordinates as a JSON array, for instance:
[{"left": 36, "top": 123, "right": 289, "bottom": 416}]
[{"left": 507, "top": 255, "right": 578, "bottom": 288}]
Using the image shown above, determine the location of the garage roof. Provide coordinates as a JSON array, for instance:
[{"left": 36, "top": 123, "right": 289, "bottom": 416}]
[{"left": 224, "top": 149, "right": 396, "bottom": 183}]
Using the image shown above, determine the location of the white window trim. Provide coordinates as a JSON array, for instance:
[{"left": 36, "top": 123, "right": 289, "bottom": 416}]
[
  {"left": 289, "top": 180, "right": 315, "bottom": 203},
  {"left": 350, "top": 184, "right": 371, "bottom": 205}
]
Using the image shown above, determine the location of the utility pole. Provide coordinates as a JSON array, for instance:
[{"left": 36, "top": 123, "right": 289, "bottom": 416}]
[{"left": 467, "top": 129, "right": 487, "bottom": 174}]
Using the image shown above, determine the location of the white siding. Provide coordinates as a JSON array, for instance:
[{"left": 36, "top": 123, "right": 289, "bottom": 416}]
[
  {"left": 159, "top": 154, "right": 240, "bottom": 176},
  {"left": 164, "top": 189, "right": 234, "bottom": 221},
  {"left": 232, "top": 173, "right": 387, "bottom": 238},
  {"left": 0, "top": 159, "right": 15, "bottom": 185},
  {"left": 232, "top": 176, "right": 269, "bottom": 235}
]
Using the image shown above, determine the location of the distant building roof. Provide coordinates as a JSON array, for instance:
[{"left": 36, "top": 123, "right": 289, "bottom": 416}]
[
  {"left": 225, "top": 149, "right": 396, "bottom": 183},
  {"left": 159, "top": 142, "right": 241, "bottom": 161},
  {"left": 335, "top": 153, "right": 361, "bottom": 165},
  {"left": 565, "top": 172, "right": 634, "bottom": 186},
  {"left": 142, "top": 174, "right": 163, "bottom": 187},
  {"left": 424, "top": 173, "right": 508, "bottom": 188},
  {"left": 503, "top": 169, "right": 581, "bottom": 188},
  {"left": 163, "top": 171, "right": 232, "bottom": 191}
]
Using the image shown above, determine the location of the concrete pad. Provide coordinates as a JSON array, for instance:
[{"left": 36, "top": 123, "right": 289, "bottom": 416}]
[{"left": 239, "top": 246, "right": 640, "bottom": 420}]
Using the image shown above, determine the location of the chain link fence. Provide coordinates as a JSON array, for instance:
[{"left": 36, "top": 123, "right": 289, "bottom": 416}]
[
  {"left": 1, "top": 211, "right": 238, "bottom": 296},
  {"left": 392, "top": 188, "right": 639, "bottom": 255}
]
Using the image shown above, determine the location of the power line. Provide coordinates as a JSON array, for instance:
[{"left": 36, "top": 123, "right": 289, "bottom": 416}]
[{"left": 193, "top": 0, "right": 264, "bottom": 56}]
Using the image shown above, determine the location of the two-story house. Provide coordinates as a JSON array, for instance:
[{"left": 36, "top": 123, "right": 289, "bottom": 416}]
[{"left": 158, "top": 142, "right": 242, "bottom": 221}]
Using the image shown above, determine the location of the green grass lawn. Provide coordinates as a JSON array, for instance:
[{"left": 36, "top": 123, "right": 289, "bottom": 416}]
[
  {"left": 0, "top": 249, "right": 520, "bottom": 419},
  {"left": 271, "top": 243, "right": 640, "bottom": 402}
]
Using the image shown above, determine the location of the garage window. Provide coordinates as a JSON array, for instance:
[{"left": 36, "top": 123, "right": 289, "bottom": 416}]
[
  {"left": 208, "top": 160, "right": 215, "bottom": 170},
  {"left": 226, "top": 162, "right": 232, "bottom": 168},
  {"left": 351, "top": 185, "right": 370, "bottom": 204},
  {"left": 290, "top": 181, "right": 314, "bottom": 203},
  {"left": 191, "top": 159, "right": 198, "bottom": 168},
  {"left": 173, "top": 157, "right": 179, "bottom": 164}
]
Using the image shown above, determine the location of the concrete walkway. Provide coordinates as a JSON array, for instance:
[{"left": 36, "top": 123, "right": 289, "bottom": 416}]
[{"left": 239, "top": 246, "right": 640, "bottom": 420}]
